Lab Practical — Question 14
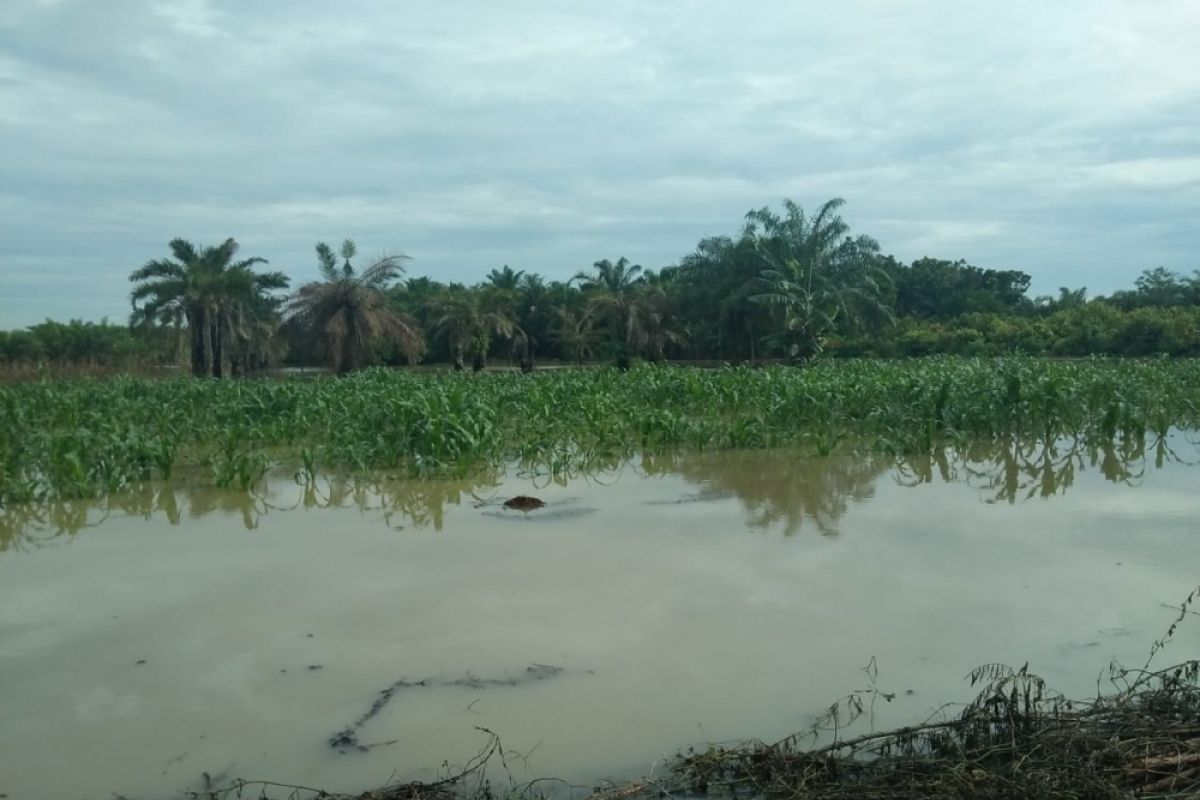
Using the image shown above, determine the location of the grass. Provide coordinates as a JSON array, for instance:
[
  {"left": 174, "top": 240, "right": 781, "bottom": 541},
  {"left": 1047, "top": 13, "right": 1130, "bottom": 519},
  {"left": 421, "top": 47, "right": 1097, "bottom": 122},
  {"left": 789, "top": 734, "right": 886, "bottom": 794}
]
[{"left": 2, "top": 357, "right": 1200, "bottom": 506}]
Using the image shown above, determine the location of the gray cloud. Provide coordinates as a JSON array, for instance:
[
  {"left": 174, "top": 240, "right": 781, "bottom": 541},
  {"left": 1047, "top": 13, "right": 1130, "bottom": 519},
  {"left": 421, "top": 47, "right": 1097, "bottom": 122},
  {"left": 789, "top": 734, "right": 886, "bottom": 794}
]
[{"left": 1, "top": 0, "right": 1198, "bottom": 326}]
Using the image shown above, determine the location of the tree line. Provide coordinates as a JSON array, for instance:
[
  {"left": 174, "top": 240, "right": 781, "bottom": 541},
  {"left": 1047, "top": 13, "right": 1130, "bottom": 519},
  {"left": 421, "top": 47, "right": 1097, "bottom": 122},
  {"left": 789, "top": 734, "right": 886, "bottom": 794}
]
[{"left": 3, "top": 198, "right": 1200, "bottom": 373}]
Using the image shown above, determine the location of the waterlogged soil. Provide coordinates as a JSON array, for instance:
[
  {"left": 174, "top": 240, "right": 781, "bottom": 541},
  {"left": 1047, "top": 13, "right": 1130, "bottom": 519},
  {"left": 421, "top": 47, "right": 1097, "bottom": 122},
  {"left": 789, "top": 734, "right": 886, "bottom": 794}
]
[{"left": 2, "top": 434, "right": 1200, "bottom": 799}]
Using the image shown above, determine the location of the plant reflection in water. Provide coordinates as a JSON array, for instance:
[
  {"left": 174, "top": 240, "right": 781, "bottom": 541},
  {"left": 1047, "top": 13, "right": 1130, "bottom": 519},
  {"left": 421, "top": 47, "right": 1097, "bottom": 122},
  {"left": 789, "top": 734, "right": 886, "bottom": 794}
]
[{"left": 2, "top": 430, "right": 1197, "bottom": 551}]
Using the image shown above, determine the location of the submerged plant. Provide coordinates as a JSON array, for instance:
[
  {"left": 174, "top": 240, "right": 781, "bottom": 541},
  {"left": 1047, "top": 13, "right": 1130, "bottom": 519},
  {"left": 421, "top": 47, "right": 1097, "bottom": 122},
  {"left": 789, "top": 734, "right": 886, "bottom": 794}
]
[{"left": 2, "top": 358, "right": 1200, "bottom": 505}]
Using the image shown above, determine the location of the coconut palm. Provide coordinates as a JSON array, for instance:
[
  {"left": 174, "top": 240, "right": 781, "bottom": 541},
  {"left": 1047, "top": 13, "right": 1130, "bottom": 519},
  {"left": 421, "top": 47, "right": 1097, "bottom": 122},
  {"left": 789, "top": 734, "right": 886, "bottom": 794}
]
[
  {"left": 285, "top": 240, "right": 423, "bottom": 374},
  {"left": 746, "top": 198, "right": 893, "bottom": 361},
  {"left": 130, "top": 238, "right": 288, "bottom": 377}
]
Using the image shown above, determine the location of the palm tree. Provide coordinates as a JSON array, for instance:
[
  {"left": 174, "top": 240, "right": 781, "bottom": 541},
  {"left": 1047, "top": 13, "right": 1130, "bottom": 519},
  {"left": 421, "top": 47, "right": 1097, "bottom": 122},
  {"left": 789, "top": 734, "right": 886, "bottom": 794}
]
[
  {"left": 573, "top": 256, "right": 643, "bottom": 297},
  {"left": 485, "top": 265, "right": 525, "bottom": 292},
  {"left": 285, "top": 240, "right": 423, "bottom": 374},
  {"left": 512, "top": 273, "right": 553, "bottom": 371},
  {"left": 673, "top": 234, "right": 764, "bottom": 360},
  {"left": 553, "top": 307, "right": 600, "bottom": 365},
  {"left": 427, "top": 286, "right": 515, "bottom": 371},
  {"left": 633, "top": 269, "right": 687, "bottom": 362},
  {"left": 130, "top": 238, "right": 288, "bottom": 377},
  {"left": 746, "top": 199, "right": 893, "bottom": 361},
  {"left": 573, "top": 257, "right": 648, "bottom": 367},
  {"left": 484, "top": 267, "right": 534, "bottom": 369},
  {"left": 225, "top": 281, "right": 290, "bottom": 375}
]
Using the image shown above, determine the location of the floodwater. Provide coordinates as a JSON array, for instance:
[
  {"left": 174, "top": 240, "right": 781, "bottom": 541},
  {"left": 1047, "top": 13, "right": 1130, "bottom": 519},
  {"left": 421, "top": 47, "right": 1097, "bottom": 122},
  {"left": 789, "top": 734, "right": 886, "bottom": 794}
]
[{"left": 2, "top": 432, "right": 1199, "bottom": 800}]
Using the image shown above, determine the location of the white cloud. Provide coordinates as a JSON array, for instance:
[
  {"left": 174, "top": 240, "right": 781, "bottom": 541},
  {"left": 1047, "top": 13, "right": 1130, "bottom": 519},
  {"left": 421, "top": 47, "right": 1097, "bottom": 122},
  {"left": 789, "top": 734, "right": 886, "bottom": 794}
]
[
  {"left": 876, "top": 219, "right": 1009, "bottom": 258},
  {"left": 1080, "top": 158, "right": 1200, "bottom": 189},
  {"left": 1, "top": 0, "right": 1199, "bottom": 326},
  {"left": 151, "top": 0, "right": 225, "bottom": 39}
]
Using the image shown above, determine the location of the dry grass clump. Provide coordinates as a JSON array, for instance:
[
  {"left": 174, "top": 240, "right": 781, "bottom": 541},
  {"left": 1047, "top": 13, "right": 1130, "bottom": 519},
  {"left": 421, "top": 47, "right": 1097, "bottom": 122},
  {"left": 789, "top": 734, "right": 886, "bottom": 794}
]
[
  {"left": 671, "top": 660, "right": 1200, "bottom": 799},
  {"left": 665, "top": 589, "right": 1200, "bottom": 800}
]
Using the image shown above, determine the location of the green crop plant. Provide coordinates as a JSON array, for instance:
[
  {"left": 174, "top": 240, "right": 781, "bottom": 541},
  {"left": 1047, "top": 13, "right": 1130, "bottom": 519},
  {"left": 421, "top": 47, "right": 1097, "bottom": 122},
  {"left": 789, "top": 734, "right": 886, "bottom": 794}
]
[{"left": 1, "top": 358, "right": 1200, "bottom": 505}]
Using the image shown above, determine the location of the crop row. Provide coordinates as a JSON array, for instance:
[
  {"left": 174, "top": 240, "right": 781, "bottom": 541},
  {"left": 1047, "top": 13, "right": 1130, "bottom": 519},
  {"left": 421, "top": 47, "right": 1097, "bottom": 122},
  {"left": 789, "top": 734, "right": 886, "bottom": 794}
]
[{"left": 2, "top": 358, "right": 1199, "bottom": 505}]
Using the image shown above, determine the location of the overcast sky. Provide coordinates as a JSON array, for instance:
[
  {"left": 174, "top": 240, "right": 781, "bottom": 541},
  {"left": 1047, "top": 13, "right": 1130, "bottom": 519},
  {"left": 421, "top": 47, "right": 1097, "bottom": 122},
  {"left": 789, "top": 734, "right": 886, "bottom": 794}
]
[{"left": 1, "top": 0, "right": 1198, "bottom": 328}]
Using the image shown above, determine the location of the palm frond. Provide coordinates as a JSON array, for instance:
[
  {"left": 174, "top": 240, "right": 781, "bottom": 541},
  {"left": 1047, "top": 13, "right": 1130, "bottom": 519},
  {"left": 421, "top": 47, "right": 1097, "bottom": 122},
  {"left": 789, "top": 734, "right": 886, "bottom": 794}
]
[
  {"left": 231, "top": 256, "right": 269, "bottom": 272},
  {"left": 129, "top": 259, "right": 186, "bottom": 283},
  {"left": 358, "top": 255, "right": 409, "bottom": 290},
  {"left": 167, "top": 239, "right": 199, "bottom": 265},
  {"left": 315, "top": 242, "right": 340, "bottom": 283},
  {"left": 254, "top": 271, "right": 291, "bottom": 293}
]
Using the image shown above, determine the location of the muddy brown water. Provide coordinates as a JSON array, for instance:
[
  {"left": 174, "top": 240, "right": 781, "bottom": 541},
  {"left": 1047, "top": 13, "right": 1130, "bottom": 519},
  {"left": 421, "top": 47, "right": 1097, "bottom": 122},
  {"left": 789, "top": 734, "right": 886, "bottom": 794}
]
[{"left": 2, "top": 433, "right": 1199, "bottom": 799}]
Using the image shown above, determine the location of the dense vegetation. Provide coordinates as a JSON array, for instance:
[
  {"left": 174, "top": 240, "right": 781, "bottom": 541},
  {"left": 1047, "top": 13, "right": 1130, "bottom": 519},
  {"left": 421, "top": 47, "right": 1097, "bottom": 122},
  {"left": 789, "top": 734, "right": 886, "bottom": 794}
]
[
  {"left": 2, "top": 358, "right": 1198, "bottom": 505},
  {"left": 3, "top": 199, "right": 1200, "bottom": 373}
]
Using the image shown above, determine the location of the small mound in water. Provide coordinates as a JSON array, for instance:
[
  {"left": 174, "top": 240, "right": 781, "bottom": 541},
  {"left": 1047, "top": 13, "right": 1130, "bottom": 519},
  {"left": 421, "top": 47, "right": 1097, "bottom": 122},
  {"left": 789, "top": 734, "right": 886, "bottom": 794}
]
[{"left": 502, "top": 495, "right": 545, "bottom": 512}]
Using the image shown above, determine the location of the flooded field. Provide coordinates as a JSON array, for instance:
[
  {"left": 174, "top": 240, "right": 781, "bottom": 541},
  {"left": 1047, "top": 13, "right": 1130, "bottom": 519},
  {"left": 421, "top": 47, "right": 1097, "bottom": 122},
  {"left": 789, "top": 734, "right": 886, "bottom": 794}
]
[{"left": 2, "top": 433, "right": 1199, "bottom": 800}]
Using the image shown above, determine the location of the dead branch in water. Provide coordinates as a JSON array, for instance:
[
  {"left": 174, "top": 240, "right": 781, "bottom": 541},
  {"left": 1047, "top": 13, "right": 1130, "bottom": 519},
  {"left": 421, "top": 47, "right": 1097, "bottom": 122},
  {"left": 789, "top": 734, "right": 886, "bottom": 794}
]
[
  {"left": 328, "top": 664, "right": 571, "bottom": 752},
  {"left": 182, "top": 586, "right": 1200, "bottom": 800}
]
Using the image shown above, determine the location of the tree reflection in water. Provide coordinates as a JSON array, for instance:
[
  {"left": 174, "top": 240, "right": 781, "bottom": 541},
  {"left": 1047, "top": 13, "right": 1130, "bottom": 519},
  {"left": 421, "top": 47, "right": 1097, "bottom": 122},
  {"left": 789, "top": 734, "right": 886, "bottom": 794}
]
[
  {"left": 649, "top": 430, "right": 1198, "bottom": 535},
  {"left": 0, "top": 468, "right": 505, "bottom": 552},
  {"left": 641, "top": 448, "right": 890, "bottom": 536},
  {"left": 894, "top": 430, "right": 1198, "bottom": 504},
  {"left": 2, "top": 431, "right": 1197, "bottom": 550}
]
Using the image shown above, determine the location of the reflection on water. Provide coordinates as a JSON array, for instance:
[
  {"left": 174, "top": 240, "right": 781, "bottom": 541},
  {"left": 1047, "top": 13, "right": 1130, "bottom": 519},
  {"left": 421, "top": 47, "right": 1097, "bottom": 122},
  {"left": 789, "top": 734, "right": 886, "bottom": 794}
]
[
  {"left": 641, "top": 449, "right": 888, "bottom": 536},
  {"left": 4, "top": 431, "right": 1196, "bottom": 549},
  {"left": 896, "top": 430, "right": 1198, "bottom": 503},
  {"left": 0, "top": 469, "right": 503, "bottom": 552},
  {"left": 1, "top": 432, "right": 1199, "bottom": 800}
]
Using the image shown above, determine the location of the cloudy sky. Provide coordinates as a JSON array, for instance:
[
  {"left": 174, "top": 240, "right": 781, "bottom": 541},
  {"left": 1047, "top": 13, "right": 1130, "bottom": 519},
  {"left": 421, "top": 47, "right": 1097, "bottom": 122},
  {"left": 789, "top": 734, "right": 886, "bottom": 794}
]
[{"left": 1, "top": 0, "right": 1198, "bottom": 328}]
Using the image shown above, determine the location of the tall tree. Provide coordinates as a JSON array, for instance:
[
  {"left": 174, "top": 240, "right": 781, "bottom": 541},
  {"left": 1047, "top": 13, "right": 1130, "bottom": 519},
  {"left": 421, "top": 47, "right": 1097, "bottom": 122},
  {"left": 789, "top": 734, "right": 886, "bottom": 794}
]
[
  {"left": 1127, "top": 267, "right": 1200, "bottom": 308},
  {"left": 427, "top": 285, "right": 515, "bottom": 371},
  {"left": 672, "top": 235, "right": 764, "bottom": 360},
  {"left": 553, "top": 307, "right": 600, "bottom": 365},
  {"left": 130, "top": 238, "right": 287, "bottom": 377},
  {"left": 746, "top": 199, "right": 893, "bottom": 360},
  {"left": 508, "top": 273, "right": 550, "bottom": 371},
  {"left": 892, "top": 257, "right": 1031, "bottom": 318},
  {"left": 573, "top": 257, "right": 651, "bottom": 367},
  {"left": 635, "top": 268, "right": 688, "bottom": 361},
  {"left": 285, "top": 240, "right": 423, "bottom": 374},
  {"left": 224, "top": 277, "right": 290, "bottom": 375},
  {"left": 483, "top": 267, "right": 534, "bottom": 368},
  {"left": 485, "top": 265, "right": 525, "bottom": 292}
]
